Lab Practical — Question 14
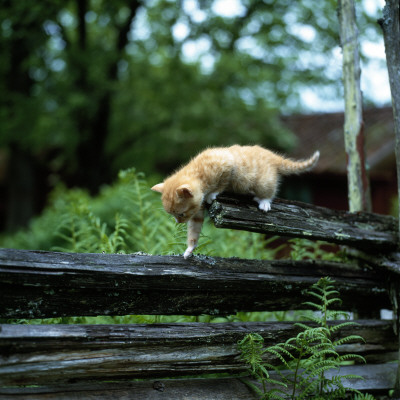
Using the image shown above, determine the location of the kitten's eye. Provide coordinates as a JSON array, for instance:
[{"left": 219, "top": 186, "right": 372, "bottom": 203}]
[{"left": 176, "top": 213, "right": 186, "bottom": 218}]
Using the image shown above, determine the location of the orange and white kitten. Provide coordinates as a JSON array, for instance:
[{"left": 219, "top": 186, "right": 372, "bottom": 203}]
[{"left": 152, "top": 145, "right": 319, "bottom": 259}]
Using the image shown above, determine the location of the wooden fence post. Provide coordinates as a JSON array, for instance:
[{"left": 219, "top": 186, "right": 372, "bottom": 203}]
[
  {"left": 379, "top": 0, "right": 400, "bottom": 395},
  {"left": 338, "top": 0, "right": 374, "bottom": 325},
  {"left": 380, "top": 0, "right": 400, "bottom": 232},
  {"left": 338, "top": 0, "right": 372, "bottom": 213}
]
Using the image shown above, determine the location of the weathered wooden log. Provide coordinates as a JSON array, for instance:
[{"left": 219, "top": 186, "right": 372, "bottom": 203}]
[
  {"left": 0, "top": 364, "right": 396, "bottom": 400},
  {"left": 0, "top": 248, "right": 391, "bottom": 318},
  {"left": 1, "top": 363, "right": 396, "bottom": 400},
  {"left": 207, "top": 195, "right": 398, "bottom": 251},
  {"left": 0, "top": 320, "right": 396, "bottom": 386},
  {"left": 0, "top": 379, "right": 257, "bottom": 400}
]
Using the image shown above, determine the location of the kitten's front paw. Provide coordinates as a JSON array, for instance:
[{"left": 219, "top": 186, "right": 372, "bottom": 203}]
[
  {"left": 206, "top": 192, "right": 219, "bottom": 204},
  {"left": 258, "top": 199, "right": 272, "bottom": 212},
  {"left": 183, "top": 247, "right": 194, "bottom": 259}
]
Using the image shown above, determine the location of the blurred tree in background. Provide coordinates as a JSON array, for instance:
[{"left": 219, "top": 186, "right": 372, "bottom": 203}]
[{"left": 0, "top": 0, "right": 383, "bottom": 230}]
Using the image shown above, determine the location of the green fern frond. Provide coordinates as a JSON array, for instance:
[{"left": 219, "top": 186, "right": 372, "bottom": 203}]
[
  {"left": 334, "top": 334, "right": 365, "bottom": 346},
  {"left": 329, "top": 310, "right": 351, "bottom": 320},
  {"left": 298, "top": 327, "right": 330, "bottom": 342},
  {"left": 238, "top": 333, "right": 265, "bottom": 372},
  {"left": 329, "top": 321, "right": 359, "bottom": 333},
  {"left": 307, "top": 349, "right": 339, "bottom": 362},
  {"left": 325, "top": 297, "right": 342, "bottom": 308},
  {"left": 265, "top": 347, "right": 292, "bottom": 368},
  {"left": 337, "top": 353, "right": 366, "bottom": 364},
  {"left": 304, "top": 293, "right": 324, "bottom": 303},
  {"left": 324, "top": 289, "right": 340, "bottom": 297},
  {"left": 238, "top": 277, "right": 369, "bottom": 399},
  {"left": 301, "top": 300, "right": 324, "bottom": 311},
  {"left": 340, "top": 373, "right": 364, "bottom": 381},
  {"left": 352, "top": 393, "right": 375, "bottom": 400}
]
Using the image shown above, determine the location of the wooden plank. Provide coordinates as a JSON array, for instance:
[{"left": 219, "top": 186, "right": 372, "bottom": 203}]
[
  {"left": 0, "top": 248, "right": 391, "bottom": 318},
  {"left": 208, "top": 195, "right": 398, "bottom": 251},
  {"left": 0, "top": 364, "right": 396, "bottom": 399},
  {"left": 0, "top": 320, "right": 396, "bottom": 386},
  {"left": 0, "top": 379, "right": 256, "bottom": 400}
]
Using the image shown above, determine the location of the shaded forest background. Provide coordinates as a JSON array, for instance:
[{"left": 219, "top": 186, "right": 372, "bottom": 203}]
[{"left": 0, "top": 0, "right": 386, "bottom": 232}]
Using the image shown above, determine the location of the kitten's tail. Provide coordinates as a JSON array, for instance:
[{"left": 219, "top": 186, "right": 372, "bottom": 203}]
[{"left": 277, "top": 151, "right": 320, "bottom": 175}]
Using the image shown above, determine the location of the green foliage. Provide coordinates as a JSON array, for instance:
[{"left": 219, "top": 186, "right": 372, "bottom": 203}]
[
  {"left": 1, "top": 169, "right": 171, "bottom": 253},
  {"left": 0, "top": 168, "right": 279, "bottom": 261},
  {"left": 0, "top": 0, "right": 386, "bottom": 194},
  {"left": 238, "top": 277, "right": 370, "bottom": 400},
  {"left": 288, "top": 238, "right": 350, "bottom": 263},
  {"left": 238, "top": 333, "right": 288, "bottom": 399},
  {"left": 352, "top": 395, "right": 376, "bottom": 400}
]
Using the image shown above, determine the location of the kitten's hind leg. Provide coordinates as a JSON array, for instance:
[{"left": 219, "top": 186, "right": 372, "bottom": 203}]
[
  {"left": 183, "top": 209, "right": 204, "bottom": 259},
  {"left": 205, "top": 191, "right": 219, "bottom": 204},
  {"left": 254, "top": 197, "right": 272, "bottom": 212}
]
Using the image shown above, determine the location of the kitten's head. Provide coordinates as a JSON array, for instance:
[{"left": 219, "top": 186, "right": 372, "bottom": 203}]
[{"left": 151, "top": 179, "right": 202, "bottom": 223}]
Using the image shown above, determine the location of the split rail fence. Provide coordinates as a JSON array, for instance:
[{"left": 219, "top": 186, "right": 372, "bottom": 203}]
[{"left": 0, "top": 194, "right": 399, "bottom": 399}]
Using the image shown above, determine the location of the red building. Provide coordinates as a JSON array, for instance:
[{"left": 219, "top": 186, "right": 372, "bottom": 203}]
[{"left": 280, "top": 106, "right": 397, "bottom": 215}]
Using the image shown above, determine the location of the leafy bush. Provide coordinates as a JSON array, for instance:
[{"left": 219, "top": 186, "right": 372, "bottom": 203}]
[
  {"left": 0, "top": 168, "right": 279, "bottom": 260},
  {"left": 238, "top": 277, "right": 370, "bottom": 400}
]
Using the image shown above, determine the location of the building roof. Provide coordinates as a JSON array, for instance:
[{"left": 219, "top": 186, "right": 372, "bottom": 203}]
[{"left": 281, "top": 106, "right": 396, "bottom": 178}]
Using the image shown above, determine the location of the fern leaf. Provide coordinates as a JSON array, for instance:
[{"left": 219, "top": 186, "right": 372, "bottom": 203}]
[
  {"left": 329, "top": 321, "right": 359, "bottom": 333},
  {"left": 265, "top": 348, "right": 292, "bottom": 368},
  {"left": 305, "top": 292, "right": 324, "bottom": 302},
  {"left": 333, "top": 334, "right": 365, "bottom": 346},
  {"left": 329, "top": 310, "right": 351, "bottom": 320},
  {"left": 326, "top": 297, "right": 342, "bottom": 307},
  {"left": 238, "top": 378, "right": 264, "bottom": 397},
  {"left": 337, "top": 353, "right": 366, "bottom": 364},
  {"left": 302, "top": 300, "right": 324, "bottom": 311},
  {"left": 324, "top": 289, "right": 340, "bottom": 298}
]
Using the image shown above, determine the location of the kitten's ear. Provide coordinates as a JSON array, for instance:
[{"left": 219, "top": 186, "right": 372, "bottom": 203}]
[
  {"left": 151, "top": 183, "right": 164, "bottom": 193},
  {"left": 176, "top": 184, "right": 193, "bottom": 199}
]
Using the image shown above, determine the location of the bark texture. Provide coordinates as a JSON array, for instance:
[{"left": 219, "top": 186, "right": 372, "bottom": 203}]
[
  {"left": 0, "top": 320, "right": 396, "bottom": 386},
  {"left": 379, "top": 1, "right": 400, "bottom": 393},
  {"left": 0, "top": 367, "right": 395, "bottom": 400},
  {"left": 208, "top": 195, "right": 397, "bottom": 251},
  {"left": 338, "top": 0, "right": 371, "bottom": 212},
  {"left": 380, "top": 0, "right": 400, "bottom": 234},
  {"left": 0, "top": 248, "right": 391, "bottom": 319}
]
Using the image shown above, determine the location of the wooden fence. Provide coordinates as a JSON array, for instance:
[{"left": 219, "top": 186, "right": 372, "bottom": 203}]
[{"left": 0, "top": 194, "right": 399, "bottom": 399}]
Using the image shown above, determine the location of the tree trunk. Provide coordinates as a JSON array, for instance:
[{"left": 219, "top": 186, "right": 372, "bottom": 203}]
[
  {"left": 379, "top": 0, "right": 400, "bottom": 234},
  {"left": 338, "top": 0, "right": 372, "bottom": 212},
  {"left": 379, "top": 0, "right": 400, "bottom": 394},
  {"left": 72, "top": 0, "right": 141, "bottom": 194},
  {"left": 4, "top": 14, "right": 46, "bottom": 230}
]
